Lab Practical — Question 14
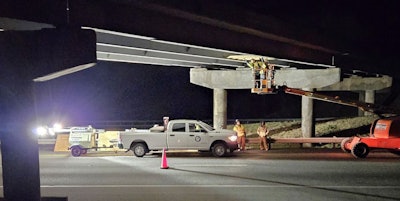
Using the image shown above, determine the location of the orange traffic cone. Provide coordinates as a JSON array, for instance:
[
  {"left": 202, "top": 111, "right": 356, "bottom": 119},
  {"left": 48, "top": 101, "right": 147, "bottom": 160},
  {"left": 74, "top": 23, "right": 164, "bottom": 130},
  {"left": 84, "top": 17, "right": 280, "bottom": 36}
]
[{"left": 160, "top": 148, "right": 169, "bottom": 169}]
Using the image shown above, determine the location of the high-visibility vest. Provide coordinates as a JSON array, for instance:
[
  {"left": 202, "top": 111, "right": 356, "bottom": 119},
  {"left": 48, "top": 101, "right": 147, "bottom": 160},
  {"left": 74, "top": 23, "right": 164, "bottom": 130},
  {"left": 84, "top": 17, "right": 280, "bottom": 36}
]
[
  {"left": 257, "top": 126, "right": 268, "bottom": 137},
  {"left": 233, "top": 125, "right": 246, "bottom": 137}
]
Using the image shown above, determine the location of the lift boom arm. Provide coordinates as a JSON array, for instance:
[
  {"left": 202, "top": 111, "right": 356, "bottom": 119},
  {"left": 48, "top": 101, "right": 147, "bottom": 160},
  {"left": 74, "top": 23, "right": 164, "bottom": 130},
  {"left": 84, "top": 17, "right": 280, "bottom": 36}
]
[
  {"left": 279, "top": 86, "right": 398, "bottom": 116},
  {"left": 241, "top": 56, "right": 398, "bottom": 116}
]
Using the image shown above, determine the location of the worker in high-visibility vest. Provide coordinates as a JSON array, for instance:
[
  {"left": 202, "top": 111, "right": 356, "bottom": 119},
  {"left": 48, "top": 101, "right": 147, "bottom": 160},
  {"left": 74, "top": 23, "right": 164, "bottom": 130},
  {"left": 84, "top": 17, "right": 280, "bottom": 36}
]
[
  {"left": 257, "top": 121, "right": 269, "bottom": 151},
  {"left": 233, "top": 119, "right": 246, "bottom": 151},
  {"left": 259, "top": 62, "right": 267, "bottom": 88},
  {"left": 247, "top": 59, "right": 266, "bottom": 89}
]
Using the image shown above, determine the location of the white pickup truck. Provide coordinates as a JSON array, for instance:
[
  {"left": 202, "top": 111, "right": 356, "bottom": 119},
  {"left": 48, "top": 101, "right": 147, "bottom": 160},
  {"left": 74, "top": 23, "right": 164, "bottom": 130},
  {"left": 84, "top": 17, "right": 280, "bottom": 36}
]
[{"left": 119, "top": 119, "right": 238, "bottom": 157}]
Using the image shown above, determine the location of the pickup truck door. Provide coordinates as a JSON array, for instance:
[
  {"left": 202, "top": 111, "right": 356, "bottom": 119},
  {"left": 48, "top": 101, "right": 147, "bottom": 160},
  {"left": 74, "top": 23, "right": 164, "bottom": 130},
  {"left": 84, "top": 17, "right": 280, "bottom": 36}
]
[{"left": 167, "top": 123, "right": 209, "bottom": 149}]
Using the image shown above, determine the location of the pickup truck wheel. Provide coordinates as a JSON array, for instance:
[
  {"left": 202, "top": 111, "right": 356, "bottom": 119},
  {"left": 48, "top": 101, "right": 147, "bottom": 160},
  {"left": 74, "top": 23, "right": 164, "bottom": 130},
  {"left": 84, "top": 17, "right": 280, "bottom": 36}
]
[
  {"left": 212, "top": 143, "right": 227, "bottom": 157},
  {"left": 340, "top": 137, "right": 352, "bottom": 153},
  {"left": 132, "top": 143, "right": 147, "bottom": 157},
  {"left": 71, "top": 146, "right": 82, "bottom": 157},
  {"left": 351, "top": 142, "right": 369, "bottom": 158}
]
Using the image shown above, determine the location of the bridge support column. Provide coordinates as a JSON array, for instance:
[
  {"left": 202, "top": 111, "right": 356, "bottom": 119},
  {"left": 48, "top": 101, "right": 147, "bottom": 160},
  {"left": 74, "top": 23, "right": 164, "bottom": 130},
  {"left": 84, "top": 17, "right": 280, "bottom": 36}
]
[
  {"left": 359, "top": 90, "right": 375, "bottom": 116},
  {"left": 358, "top": 92, "right": 365, "bottom": 116},
  {"left": 213, "top": 88, "right": 227, "bottom": 129},
  {"left": 301, "top": 88, "right": 315, "bottom": 147},
  {"left": 365, "top": 90, "right": 375, "bottom": 116}
]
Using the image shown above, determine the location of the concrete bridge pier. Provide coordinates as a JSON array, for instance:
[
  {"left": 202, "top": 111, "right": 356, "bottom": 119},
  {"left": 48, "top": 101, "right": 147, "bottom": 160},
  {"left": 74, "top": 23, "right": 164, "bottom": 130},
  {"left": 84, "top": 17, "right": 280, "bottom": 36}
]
[
  {"left": 213, "top": 88, "right": 227, "bottom": 129},
  {"left": 359, "top": 90, "right": 375, "bottom": 116},
  {"left": 190, "top": 67, "right": 392, "bottom": 145},
  {"left": 301, "top": 88, "right": 315, "bottom": 147},
  {"left": 190, "top": 67, "right": 341, "bottom": 136},
  {"left": 319, "top": 75, "right": 392, "bottom": 117}
]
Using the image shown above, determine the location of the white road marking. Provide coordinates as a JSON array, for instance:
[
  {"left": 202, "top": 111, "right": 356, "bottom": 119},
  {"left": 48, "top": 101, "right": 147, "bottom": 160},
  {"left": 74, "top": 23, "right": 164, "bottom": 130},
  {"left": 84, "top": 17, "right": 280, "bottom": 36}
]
[
  {"left": 179, "top": 164, "right": 248, "bottom": 167},
  {"left": 21, "top": 185, "right": 400, "bottom": 189}
]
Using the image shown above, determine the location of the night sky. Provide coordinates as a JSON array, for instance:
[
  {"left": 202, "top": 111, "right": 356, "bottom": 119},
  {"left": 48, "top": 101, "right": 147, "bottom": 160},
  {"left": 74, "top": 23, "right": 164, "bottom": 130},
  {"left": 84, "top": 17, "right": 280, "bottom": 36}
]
[{"left": 2, "top": 0, "right": 400, "bottom": 126}]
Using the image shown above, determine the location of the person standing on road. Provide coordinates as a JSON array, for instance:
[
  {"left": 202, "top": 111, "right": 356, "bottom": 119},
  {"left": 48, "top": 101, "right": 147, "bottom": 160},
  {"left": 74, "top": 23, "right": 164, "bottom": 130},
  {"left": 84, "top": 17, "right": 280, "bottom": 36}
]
[
  {"left": 257, "top": 121, "right": 269, "bottom": 151},
  {"left": 233, "top": 119, "right": 246, "bottom": 151}
]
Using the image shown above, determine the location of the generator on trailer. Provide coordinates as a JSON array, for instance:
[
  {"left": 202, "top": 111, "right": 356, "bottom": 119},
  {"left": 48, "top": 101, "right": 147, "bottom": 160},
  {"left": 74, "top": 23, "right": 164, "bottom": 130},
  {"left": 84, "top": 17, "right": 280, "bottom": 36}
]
[{"left": 68, "top": 126, "right": 114, "bottom": 157}]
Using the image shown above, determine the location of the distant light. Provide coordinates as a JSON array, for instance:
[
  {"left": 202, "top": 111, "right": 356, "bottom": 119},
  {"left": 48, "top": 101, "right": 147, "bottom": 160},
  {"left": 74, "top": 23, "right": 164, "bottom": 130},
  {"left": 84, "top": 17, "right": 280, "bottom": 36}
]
[
  {"left": 36, "top": 126, "right": 48, "bottom": 136},
  {"left": 53, "top": 123, "right": 63, "bottom": 131}
]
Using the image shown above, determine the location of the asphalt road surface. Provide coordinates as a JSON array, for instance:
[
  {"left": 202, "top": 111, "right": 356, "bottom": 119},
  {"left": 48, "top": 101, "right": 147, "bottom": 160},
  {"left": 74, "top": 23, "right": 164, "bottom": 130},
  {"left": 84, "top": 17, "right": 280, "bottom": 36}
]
[{"left": 1, "top": 148, "right": 400, "bottom": 201}]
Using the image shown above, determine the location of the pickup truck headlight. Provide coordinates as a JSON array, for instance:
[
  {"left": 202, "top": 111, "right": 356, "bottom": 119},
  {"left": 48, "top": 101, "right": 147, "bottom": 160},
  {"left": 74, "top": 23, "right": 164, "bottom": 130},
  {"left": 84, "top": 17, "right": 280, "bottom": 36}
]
[{"left": 228, "top": 135, "right": 237, "bottom": 142}]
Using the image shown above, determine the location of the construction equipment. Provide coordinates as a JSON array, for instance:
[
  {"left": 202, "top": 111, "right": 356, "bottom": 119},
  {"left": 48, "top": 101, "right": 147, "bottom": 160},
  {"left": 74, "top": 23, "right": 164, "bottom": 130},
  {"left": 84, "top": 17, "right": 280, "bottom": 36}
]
[
  {"left": 246, "top": 57, "right": 275, "bottom": 94},
  {"left": 244, "top": 57, "right": 400, "bottom": 158},
  {"left": 280, "top": 86, "right": 399, "bottom": 117},
  {"left": 341, "top": 116, "right": 400, "bottom": 158},
  {"left": 68, "top": 126, "right": 117, "bottom": 157},
  {"left": 243, "top": 56, "right": 398, "bottom": 116}
]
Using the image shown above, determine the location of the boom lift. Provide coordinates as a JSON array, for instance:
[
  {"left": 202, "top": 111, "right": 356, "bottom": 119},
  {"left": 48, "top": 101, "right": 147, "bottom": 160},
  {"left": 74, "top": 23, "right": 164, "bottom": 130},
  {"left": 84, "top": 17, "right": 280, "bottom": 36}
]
[
  {"left": 245, "top": 57, "right": 400, "bottom": 158},
  {"left": 247, "top": 58, "right": 397, "bottom": 117}
]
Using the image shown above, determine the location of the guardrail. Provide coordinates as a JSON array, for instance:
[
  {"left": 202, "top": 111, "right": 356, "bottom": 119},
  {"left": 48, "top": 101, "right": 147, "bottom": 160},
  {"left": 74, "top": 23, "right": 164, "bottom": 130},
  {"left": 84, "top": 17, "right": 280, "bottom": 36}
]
[
  {"left": 38, "top": 137, "right": 345, "bottom": 146},
  {"left": 247, "top": 137, "right": 345, "bottom": 144},
  {"left": 247, "top": 137, "right": 345, "bottom": 149}
]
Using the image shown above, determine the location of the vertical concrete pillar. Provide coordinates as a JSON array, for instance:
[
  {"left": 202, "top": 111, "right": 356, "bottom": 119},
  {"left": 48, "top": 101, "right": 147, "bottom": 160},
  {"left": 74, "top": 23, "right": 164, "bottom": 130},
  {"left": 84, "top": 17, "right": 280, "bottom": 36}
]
[
  {"left": 359, "top": 90, "right": 375, "bottom": 116},
  {"left": 358, "top": 91, "right": 365, "bottom": 116},
  {"left": 364, "top": 90, "right": 375, "bottom": 116},
  {"left": 213, "top": 88, "right": 227, "bottom": 129},
  {"left": 301, "top": 88, "right": 314, "bottom": 147}
]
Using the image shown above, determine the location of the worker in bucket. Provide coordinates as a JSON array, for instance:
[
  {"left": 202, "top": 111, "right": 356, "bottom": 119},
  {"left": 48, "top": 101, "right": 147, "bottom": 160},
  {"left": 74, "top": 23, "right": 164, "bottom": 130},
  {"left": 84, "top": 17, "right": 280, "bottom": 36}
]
[
  {"left": 247, "top": 58, "right": 267, "bottom": 89},
  {"left": 257, "top": 121, "right": 269, "bottom": 151},
  {"left": 233, "top": 119, "right": 246, "bottom": 151},
  {"left": 246, "top": 59, "right": 261, "bottom": 88}
]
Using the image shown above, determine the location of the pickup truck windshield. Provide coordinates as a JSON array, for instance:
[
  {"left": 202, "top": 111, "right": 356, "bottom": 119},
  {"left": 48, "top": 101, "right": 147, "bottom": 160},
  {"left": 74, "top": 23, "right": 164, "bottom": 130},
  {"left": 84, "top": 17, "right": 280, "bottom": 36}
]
[{"left": 198, "top": 121, "right": 215, "bottom": 131}]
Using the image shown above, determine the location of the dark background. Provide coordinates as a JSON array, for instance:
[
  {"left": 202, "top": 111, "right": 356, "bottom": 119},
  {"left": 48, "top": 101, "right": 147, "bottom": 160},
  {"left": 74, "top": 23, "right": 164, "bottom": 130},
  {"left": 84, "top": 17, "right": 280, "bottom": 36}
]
[
  {"left": 1, "top": 0, "right": 399, "bottom": 126},
  {"left": 32, "top": 61, "right": 363, "bottom": 125}
]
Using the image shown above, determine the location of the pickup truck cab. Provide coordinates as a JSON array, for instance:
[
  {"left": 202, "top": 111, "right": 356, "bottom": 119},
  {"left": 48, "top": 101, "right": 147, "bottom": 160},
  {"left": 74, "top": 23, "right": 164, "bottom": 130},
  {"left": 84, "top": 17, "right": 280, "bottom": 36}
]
[{"left": 119, "top": 119, "right": 238, "bottom": 157}]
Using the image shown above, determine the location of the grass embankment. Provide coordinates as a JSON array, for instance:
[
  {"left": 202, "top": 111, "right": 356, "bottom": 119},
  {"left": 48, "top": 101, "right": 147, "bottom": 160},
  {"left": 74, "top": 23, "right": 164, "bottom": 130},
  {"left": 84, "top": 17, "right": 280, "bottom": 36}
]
[
  {"left": 227, "top": 116, "right": 378, "bottom": 138},
  {"left": 227, "top": 116, "right": 379, "bottom": 149}
]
